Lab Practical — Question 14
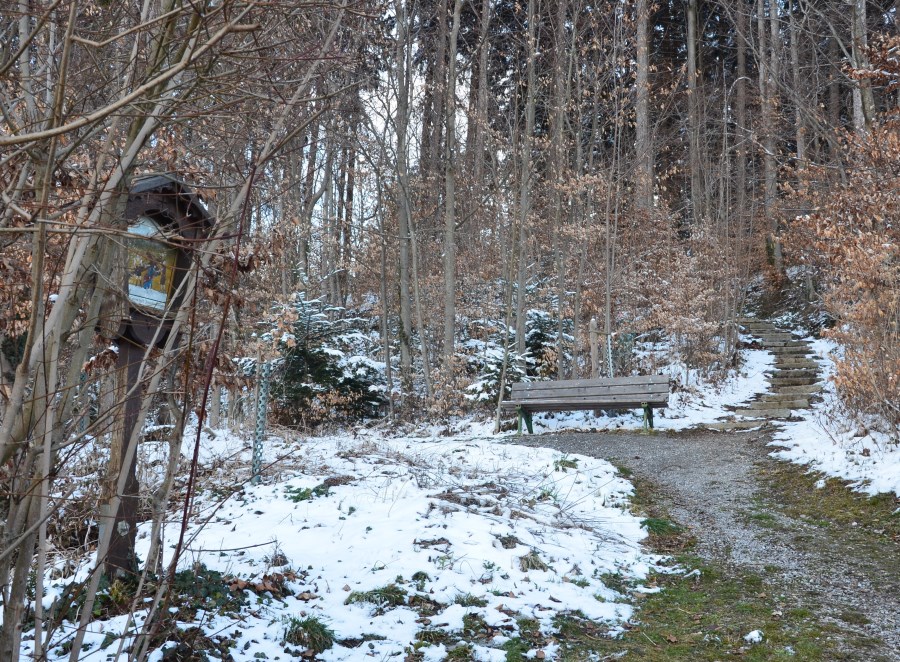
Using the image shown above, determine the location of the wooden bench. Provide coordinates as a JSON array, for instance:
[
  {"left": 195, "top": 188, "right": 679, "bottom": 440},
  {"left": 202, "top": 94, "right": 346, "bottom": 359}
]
[{"left": 501, "top": 376, "right": 670, "bottom": 434}]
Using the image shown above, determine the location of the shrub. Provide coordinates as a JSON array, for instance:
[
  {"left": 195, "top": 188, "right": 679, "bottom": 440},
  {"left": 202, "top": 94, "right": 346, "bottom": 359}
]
[
  {"left": 785, "top": 91, "right": 900, "bottom": 435},
  {"left": 268, "top": 295, "right": 386, "bottom": 427}
]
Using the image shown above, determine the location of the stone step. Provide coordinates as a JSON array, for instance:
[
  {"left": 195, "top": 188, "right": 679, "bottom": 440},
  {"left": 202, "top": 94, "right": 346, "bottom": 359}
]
[
  {"left": 774, "top": 384, "right": 823, "bottom": 395},
  {"left": 747, "top": 398, "right": 810, "bottom": 409},
  {"left": 752, "top": 333, "right": 797, "bottom": 341},
  {"left": 742, "top": 326, "right": 780, "bottom": 334},
  {"left": 762, "top": 342, "right": 805, "bottom": 349},
  {"left": 706, "top": 419, "right": 774, "bottom": 431},
  {"left": 767, "top": 346, "right": 812, "bottom": 355},
  {"left": 760, "top": 395, "right": 810, "bottom": 408},
  {"left": 770, "top": 377, "right": 820, "bottom": 387},
  {"left": 761, "top": 401, "right": 810, "bottom": 410},
  {"left": 737, "top": 408, "right": 795, "bottom": 419},
  {"left": 767, "top": 369, "right": 819, "bottom": 379},
  {"left": 741, "top": 324, "right": 784, "bottom": 336},
  {"left": 774, "top": 358, "right": 820, "bottom": 368}
]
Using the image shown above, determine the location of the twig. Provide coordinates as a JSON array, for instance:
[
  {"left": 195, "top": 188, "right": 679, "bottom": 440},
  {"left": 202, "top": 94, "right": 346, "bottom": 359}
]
[{"left": 641, "top": 631, "right": 659, "bottom": 647}]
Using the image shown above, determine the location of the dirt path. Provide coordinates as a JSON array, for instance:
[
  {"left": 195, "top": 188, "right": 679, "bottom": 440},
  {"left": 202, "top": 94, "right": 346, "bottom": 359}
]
[{"left": 507, "top": 428, "right": 900, "bottom": 660}]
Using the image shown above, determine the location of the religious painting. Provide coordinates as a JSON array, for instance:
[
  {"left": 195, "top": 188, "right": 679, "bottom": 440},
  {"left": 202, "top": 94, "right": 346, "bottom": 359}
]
[{"left": 126, "top": 216, "right": 177, "bottom": 311}]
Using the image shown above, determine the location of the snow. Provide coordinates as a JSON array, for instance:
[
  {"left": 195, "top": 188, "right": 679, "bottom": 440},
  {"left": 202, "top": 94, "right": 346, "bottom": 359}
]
[
  {"left": 31, "top": 429, "right": 662, "bottom": 660},
  {"left": 19, "top": 325, "right": 900, "bottom": 659},
  {"left": 769, "top": 338, "right": 900, "bottom": 497}
]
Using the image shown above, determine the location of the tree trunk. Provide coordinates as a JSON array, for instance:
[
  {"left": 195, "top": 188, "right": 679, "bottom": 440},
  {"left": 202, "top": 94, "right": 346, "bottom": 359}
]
[
  {"left": 395, "top": 0, "right": 413, "bottom": 392},
  {"left": 515, "top": 0, "right": 538, "bottom": 359},
  {"left": 442, "top": 0, "right": 463, "bottom": 369},
  {"left": 789, "top": 0, "right": 806, "bottom": 168},
  {"left": 735, "top": 1, "right": 749, "bottom": 234},
  {"left": 687, "top": 0, "right": 704, "bottom": 224},
  {"left": 472, "top": 0, "right": 491, "bottom": 183},
  {"left": 635, "top": 0, "right": 652, "bottom": 212},
  {"left": 850, "top": 0, "right": 875, "bottom": 131},
  {"left": 552, "top": 0, "right": 569, "bottom": 379}
]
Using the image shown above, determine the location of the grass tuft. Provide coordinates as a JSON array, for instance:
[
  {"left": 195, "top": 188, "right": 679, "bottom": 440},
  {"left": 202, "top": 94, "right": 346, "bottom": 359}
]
[
  {"left": 641, "top": 517, "right": 682, "bottom": 536},
  {"left": 345, "top": 583, "right": 407, "bottom": 614},
  {"left": 554, "top": 455, "right": 579, "bottom": 471},
  {"left": 454, "top": 592, "right": 488, "bottom": 607},
  {"left": 518, "top": 550, "right": 550, "bottom": 572},
  {"left": 281, "top": 615, "right": 335, "bottom": 653},
  {"left": 284, "top": 483, "right": 330, "bottom": 502}
]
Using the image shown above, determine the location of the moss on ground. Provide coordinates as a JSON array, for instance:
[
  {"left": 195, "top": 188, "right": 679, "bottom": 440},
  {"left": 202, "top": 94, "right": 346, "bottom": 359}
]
[
  {"left": 545, "top": 470, "right": 890, "bottom": 661},
  {"left": 757, "top": 462, "right": 900, "bottom": 541}
]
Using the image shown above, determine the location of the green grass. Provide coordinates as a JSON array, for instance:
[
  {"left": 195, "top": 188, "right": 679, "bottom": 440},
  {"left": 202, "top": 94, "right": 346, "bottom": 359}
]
[
  {"left": 551, "top": 557, "right": 836, "bottom": 661},
  {"left": 554, "top": 455, "right": 579, "bottom": 471},
  {"left": 284, "top": 483, "right": 330, "bottom": 502},
  {"left": 758, "top": 462, "right": 900, "bottom": 539},
  {"left": 446, "top": 643, "right": 476, "bottom": 660},
  {"left": 281, "top": 616, "right": 335, "bottom": 653},
  {"left": 344, "top": 584, "right": 407, "bottom": 614},
  {"left": 747, "top": 511, "right": 778, "bottom": 527},
  {"left": 641, "top": 517, "right": 683, "bottom": 536},
  {"left": 453, "top": 592, "right": 488, "bottom": 607},
  {"left": 541, "top": 470, "right": 876, "bottom": 660}
]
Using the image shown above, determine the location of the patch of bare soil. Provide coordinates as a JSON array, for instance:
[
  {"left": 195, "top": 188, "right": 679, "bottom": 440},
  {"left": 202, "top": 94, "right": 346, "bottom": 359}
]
[{"left": 508, "top": 428, "right": 900, "bottom": 661}]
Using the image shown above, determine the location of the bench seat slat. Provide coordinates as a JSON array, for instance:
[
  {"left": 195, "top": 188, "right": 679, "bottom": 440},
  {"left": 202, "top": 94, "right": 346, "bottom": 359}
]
[
  {"left": 501, "top": 395, "right": 668, "bottom": 411},
  {"left": 501, "top": 404, "right": 660, "bottom": 412},
  {"left": 511, "top": 375, "right": 669, "bottom": 390},
  {"left": 509, "top": 384, "right": 669, "bottom": 399}
]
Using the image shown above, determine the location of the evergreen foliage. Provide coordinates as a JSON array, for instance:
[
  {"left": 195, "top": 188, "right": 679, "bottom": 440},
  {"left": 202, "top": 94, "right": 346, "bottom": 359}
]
[{"left": 269, "top": 295, "right": 386, "bottom": 427}]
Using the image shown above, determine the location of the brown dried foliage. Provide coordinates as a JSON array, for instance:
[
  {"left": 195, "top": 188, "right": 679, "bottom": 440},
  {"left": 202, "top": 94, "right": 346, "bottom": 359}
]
[{"left": 785, "top": 116, "right": 900, "bottom": 431}]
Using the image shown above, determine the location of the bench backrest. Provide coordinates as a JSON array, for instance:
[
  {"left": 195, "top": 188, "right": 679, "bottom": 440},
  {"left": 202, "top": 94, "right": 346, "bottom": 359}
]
[{"left": 509, "top": 375, "right": 669, "bottom": 406}]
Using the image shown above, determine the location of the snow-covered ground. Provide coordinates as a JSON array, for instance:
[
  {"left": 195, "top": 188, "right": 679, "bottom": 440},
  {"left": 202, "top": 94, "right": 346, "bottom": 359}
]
[
  {"left": 769, "top": 337, "right": 900, "bottom": 496},
  {"left": 32, "top": 432, "right": 662, "bottom": 661},
  {"left": 22, "top": 338, "right": 899, "bottom": 660}
]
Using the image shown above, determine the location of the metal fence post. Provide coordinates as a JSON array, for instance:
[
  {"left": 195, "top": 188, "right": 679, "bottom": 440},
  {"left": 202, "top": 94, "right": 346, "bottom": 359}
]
[{"left": 251, "top": 361, "right": 270, "bottom": 485}]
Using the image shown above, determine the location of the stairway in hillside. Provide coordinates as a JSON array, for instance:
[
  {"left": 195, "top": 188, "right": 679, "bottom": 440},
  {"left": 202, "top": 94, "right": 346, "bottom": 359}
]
[{"left": 707, "top": 318, "right": 823, "bottom": 431}]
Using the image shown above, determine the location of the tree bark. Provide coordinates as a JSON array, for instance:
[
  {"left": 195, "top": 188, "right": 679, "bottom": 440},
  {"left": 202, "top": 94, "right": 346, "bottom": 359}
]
[
  {"left": 442, "top": 0, "right": 463, "bottom": 369},
  {"left": 635, "top": 0, "right": 652, "bottom": 212},
  {"left": 395, "top": 0, "right": 413, "bottom": 391},
  {"left": 850, "top": 0, "right": 874, "bottom": 132},
  {"left": 515, "top": 0, "right": 538, "bottom": 359},
  {"left": 687, "top": 0, "right": 704, "bottom": 223}
]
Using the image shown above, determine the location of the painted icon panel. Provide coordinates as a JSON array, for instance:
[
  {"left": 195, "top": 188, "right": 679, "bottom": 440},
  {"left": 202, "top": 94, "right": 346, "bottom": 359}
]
[{"left": 126, "top": 216, "right": 176, "bottom": 311}]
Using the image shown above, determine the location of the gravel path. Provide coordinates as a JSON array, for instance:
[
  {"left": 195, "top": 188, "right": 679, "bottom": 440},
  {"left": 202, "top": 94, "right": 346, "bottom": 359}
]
[{"left": 506, "top": 428, "right": 900, "bottom": 660}]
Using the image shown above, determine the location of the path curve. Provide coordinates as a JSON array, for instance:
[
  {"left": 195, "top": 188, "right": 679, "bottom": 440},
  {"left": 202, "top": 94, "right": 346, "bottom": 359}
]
[{"left": 506, "top": 428, "right": 900, "bottom": 660}]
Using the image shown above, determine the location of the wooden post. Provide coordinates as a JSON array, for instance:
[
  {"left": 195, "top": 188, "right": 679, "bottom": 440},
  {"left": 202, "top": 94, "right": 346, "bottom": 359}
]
[
  {"left": 208, "top": 383, "right": 221, "bottom": 429},
  {"left": 590, "top": 317, "right": 599, "bottom": 379},
  {"left": 104, "top": 340, "right": 143, "bottom": 580}
]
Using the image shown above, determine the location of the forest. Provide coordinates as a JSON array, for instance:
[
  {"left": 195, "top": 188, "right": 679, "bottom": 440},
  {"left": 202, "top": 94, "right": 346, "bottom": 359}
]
[{"left": 0, "top": 0, "right": 898, "bottom": 660}]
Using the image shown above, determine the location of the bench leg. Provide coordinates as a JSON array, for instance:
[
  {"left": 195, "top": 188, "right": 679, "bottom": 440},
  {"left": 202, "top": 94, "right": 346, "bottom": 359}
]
[
  {"left": 517, "top": 406, "right": 534, "bottom": 435},
  {"left": 642, "top": 403, "right": 654, "bottom": 431},
  {"left": 517, "top": 406, "right": 523, "bottom": 435}
]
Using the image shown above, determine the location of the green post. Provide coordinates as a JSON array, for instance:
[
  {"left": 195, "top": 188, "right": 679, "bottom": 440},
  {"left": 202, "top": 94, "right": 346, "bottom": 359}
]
[
  {"left": 642, "top": 402, "right": 654, "bottom": 431},
  {"left": 523, "top": 409, "right": 534, "bottom": 435}
]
